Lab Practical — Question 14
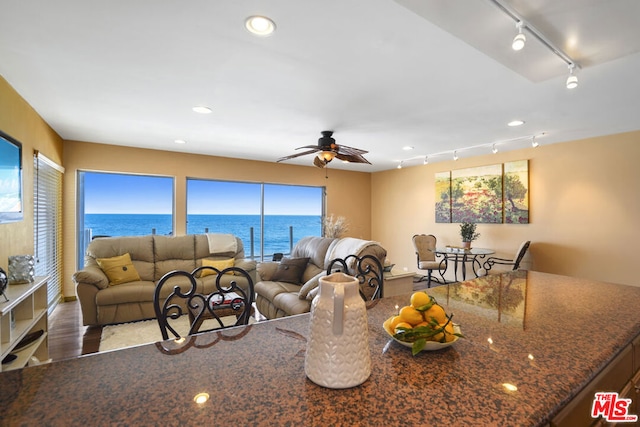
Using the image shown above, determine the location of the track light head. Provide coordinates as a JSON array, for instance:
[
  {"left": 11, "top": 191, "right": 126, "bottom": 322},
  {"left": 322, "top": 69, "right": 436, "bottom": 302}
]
[
  {"left": 512, "top": 22, "right": 526, "bottom": 51},
  {"left": 531, "top": 136, "right": 539, "bottom": 148},
  {"left": 397, "top": 161, "right": 403, "bottom": 169},
  {"left": 423, "top": 156, "right": 429, "bottom": 165},
  {"left": 492, "top": 144, "right": 498, "bottom": 154},
  {"left": 453, "top": 150, "right": 459, "bottom": 161},
  {"left": 566, "top": 64, "right": 578, "bottom": 89}
]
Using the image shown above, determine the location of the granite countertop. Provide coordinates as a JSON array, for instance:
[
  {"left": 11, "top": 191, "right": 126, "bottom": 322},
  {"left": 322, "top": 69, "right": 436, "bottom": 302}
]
[{"left": 1, "top": 271, "right": 639, "bottom": 426}]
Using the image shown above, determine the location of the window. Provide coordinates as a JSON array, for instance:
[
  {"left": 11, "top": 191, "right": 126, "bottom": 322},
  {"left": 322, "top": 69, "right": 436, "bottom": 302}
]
[
  {"left": 34, "top": 151, "right": 64, "bottom": 311},
  {"left": 77, "top": 172, "right": 174, "bottom": 268},
  {"left": 187, "top": 179, "right": 323, "bottom": 260}
]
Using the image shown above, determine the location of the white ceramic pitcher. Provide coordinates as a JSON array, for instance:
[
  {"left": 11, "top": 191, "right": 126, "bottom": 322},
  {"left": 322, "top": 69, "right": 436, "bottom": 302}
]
[{"left": 304, "top": 272, "right": 371, "bottom": 388}]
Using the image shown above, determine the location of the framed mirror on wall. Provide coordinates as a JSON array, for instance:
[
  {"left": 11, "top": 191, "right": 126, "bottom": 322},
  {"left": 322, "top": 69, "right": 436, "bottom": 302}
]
[{"left": 0, "top": 130, "right": 23, "bottom": 224}]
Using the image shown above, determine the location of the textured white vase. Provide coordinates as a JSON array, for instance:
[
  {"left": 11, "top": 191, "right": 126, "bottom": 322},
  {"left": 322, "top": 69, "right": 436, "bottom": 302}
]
[{"left": 305, "top": 272, "right": 371, "bottom": 389}]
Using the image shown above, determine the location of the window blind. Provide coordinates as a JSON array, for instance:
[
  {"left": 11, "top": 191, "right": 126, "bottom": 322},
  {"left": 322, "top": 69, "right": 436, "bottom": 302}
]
[{"left": 33, "top": 151, "right": 64, "bottom": 312}]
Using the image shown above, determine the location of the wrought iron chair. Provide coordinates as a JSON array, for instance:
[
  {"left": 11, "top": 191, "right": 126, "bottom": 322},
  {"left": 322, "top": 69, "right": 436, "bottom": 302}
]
[
  {"left": 482, "top": 241, "right": 531, "bottom": 274},
  {"left": 326, "top": 254, "right": 384, "bottom": 301},
  {"left": 153, "top": 266, "right": 254, "bottom": 341},
  {"left": 412, "top": 234, "right": 447, "bottom": 287}
]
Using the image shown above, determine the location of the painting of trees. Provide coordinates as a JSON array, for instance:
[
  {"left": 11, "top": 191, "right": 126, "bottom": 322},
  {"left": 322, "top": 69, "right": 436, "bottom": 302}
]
[{"left": 434, "top": 160, "right": 529, "bottom": 224}]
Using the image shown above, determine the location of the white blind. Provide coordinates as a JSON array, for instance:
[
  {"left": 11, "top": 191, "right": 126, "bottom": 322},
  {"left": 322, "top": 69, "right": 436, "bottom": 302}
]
[{"left": 33, "top": 151, "right": 64, "bottom": 312}]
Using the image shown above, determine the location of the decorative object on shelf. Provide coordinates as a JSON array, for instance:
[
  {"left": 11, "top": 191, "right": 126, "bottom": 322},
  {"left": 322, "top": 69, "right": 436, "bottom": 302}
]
[
  {"left": 0, "top": 267, "right": 8, "bottom": 301},
  {"left": 460, "top": 222, "right": 480, "bottom": 249},
  {"left": 8, "top": 255, "right": 35, "bottom": 284},
  {"left": 305, "top": 272, "right": 371, "bottom": 389}
]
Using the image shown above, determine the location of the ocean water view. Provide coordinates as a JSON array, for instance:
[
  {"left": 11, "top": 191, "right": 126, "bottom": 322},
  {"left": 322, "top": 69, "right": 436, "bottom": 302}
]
[{"left": 84, "top": 214, "right": 322, "bottom": 258}]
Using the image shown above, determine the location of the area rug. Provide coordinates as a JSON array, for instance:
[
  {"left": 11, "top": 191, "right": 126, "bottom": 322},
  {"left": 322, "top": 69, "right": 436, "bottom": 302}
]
[{"left": 99, "top": 316, "right": 243, "bottom": 352}]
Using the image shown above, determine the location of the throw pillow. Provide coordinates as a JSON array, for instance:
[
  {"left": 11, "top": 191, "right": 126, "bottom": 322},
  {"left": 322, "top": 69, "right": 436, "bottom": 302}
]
[
  {"left": 96, "top": 253, "right": 141, "bottom": 286},
  {"left": 271, "top": 257, "right": 310, "bottom": 284},
  {"left": 201, "top": 258, "right": 235, "bottom": 277}
]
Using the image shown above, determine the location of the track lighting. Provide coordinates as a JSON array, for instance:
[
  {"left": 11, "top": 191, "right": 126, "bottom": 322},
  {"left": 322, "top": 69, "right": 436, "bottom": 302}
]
[
  {"left": 531, "top": 136, "right": 539, "bottom": 148},
  {"left": 453, "top": 151, "right": 459, "bottom": 161},
  {"left": 566, "top": 64, "right": 578, "bottom": 89},
  {"left": 512, "top": 21, "right": 526, "bottom": 51},
  {"left": 397, "top": 161, "right": 403, "bottom": 169},
  {"left": 492, "top": 144, "right": 498, "bottom": 154},
  {"left": 423, "top": 156, "right": 429, "bottom": 165}
]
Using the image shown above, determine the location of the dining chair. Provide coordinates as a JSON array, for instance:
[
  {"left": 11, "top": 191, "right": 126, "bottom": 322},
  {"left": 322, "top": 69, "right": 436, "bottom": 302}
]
[
  {"left": 412, "top": 234, "right": 447, "bottom": 287},
  {"left": 326, "top": 254, "right": 384, "bottom": 301},
  {"left": 153, "top": 266, "right": 254, "bottom": 341},
  {"left": 482, "top": 241, "right": 531, "bottom": 274}
]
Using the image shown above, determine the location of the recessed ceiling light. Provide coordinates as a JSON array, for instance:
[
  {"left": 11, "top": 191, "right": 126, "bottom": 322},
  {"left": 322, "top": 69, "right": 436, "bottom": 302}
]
[
  {"left": 507, "top": 120, "right": 525, "bottom": 127},
  {"left": 174, "top": 139, "right": 186, "bottom": 144},
  {"left": 192, "top": 106, "right": 212, "bottom": 114},
  {"left": 245, "top": 16, "right": 276, "bottom": 36},
  {"left": 402, "top": 146, "right": 414, "bottom": 151}
]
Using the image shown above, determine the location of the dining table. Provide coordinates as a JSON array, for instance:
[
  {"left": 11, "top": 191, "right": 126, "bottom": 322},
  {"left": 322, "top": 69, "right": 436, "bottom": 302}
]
[
  {"left": 434, "top": 246, "right": 496, "bottom": 282},
  {"left": 1, "top": 270, "right": 639, "bottom": 426}
]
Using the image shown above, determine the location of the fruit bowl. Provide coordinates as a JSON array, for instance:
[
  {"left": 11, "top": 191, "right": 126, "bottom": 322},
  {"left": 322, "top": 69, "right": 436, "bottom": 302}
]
[{"left": 383, "top": 317, "right": 461, "bottom": 351}]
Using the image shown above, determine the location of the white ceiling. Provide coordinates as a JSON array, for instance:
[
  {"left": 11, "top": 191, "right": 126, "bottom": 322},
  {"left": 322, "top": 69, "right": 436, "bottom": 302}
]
[{"left": 1, "top": 0, "right": 639, "bottom": 172}]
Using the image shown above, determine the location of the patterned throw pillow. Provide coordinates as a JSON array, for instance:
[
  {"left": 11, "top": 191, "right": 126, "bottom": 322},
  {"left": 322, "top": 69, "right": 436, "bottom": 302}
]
[
  {"left": 96, "top": 253, "right": 141, "bottom": 286},
  {"left": 271, "top": 257, "right": 310, "bottom": 284},
  {"left": 201, "top": 258, "right": 235, "bottom": 276}
]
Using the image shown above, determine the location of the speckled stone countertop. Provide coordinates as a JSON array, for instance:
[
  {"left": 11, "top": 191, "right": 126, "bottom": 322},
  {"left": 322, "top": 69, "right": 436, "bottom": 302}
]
[{"left": 1, "top": 271, "right": 639, "bottom": 426}]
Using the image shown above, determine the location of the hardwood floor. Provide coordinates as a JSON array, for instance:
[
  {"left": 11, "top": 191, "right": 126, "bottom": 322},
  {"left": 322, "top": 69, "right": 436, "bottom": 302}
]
[{"left": 48, "top": 299, "right": 101, "bottom": 361}]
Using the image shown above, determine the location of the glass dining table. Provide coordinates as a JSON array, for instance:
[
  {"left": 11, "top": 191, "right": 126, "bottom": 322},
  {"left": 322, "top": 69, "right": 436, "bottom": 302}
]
[{"left": 434, "top": 246, "right": 495, "bottom": 282}]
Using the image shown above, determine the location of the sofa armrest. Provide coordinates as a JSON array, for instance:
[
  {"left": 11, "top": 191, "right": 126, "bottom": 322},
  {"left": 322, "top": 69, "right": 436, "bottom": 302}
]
[
  {"left": 256, "top": 262, "right": 279, "bottom": 281},
  {"left": 235, "top": 258, "right": 257, "bottom": 272},
  {"left": 72, "top": 265, "right": 109, "bottom": 290}
]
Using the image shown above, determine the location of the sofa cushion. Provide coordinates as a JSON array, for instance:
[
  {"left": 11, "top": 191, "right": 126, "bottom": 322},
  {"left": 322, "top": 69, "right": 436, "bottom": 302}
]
[
  {"left": 96, "top": 253, "right": 141, "bottom": 286},
  {"left": 271, "top": 257, "right": 309, "bottom": 284},
  {"left": 154, "top": 235, "right": 197, "bottom": 280},
  {"left": 291, "top": 237, "right": 336, "bottom": 268},
  {"left": 201, "top": 258, "right": 235, "bottom": 276},
  {"left": 85, "top": 235, "right": 155, "bottom": 281}
]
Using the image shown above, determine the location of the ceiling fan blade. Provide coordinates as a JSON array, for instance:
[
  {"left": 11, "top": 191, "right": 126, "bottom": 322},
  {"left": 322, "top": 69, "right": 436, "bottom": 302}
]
[
  {"left": 277, "top": 149, "right": 319, "bottom": 162},
  {"left": 334, "top": 152, "right": 371, "bottom": 165},
  {"left": 336, "top": 144, "right": 368, "bottom": 155}
]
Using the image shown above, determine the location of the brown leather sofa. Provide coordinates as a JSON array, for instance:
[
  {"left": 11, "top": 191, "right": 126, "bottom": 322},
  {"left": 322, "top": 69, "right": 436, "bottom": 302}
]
[
  {"left": 255, "top": 236, "right": 387, "bottom": 319},
  {"left": 73, "top": 234, "right": 256, "bottom": 326}
]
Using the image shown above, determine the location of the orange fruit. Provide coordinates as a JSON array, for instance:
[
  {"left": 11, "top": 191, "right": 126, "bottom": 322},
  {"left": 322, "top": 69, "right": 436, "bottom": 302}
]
[
  {"left": 399, "top": 305, "right": 424, "bottom": 326},
  {"left": 423, "top": 303, "right": 447, "bottom": 324},
  {"left": 410, "top": 291, "right": 431, "bottom": 309}
]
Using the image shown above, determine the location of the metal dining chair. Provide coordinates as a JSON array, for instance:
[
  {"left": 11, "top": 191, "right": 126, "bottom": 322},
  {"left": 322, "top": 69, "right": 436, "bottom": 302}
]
[
  {"left": 482, "top": 241, "right": 531, "bottom": 274},
  {"left": 153, "top": 266, "right": 254, "bottom": 341},
  {"left": 412, "top": 234, "right": 447, "bottom": 287}
]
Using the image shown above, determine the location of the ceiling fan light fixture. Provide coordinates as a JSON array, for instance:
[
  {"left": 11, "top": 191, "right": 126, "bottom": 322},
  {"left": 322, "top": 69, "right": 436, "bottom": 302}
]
[
  {"left": 318, "top": 151, "right": 335, "bottom": 162},
  {"left": 245, "top": 16, "right": 276, "bottom": 36}
]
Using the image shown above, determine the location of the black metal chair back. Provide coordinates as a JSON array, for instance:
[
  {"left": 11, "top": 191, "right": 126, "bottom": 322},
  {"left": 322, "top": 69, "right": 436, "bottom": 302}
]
[
  {"left": 326, "top": 254, "right": 384, "bottom": 301},
  {"left": 483, "top": 241, "right": 531, "bottom": 272},
  {"left": 153, "top": 266, "right": 254, "bottom": 341}
]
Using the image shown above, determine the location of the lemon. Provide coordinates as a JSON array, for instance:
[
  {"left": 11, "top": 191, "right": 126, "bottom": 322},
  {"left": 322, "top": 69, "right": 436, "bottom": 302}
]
[
  {"left": 432, "top": 322, "right": 455, "bottom": 342},
  {"left": 383, "top": 315, "right": 404, "bottom": 335},
  {"left": 399, "top": 305, "right": 424, "bottom": 326},
  {"left": 423, "top": 303, "right": 447, "bottom": 324},
  {"left": 394, "top": 321, "right": 413, "bottom": 333},
  {"left": 410, "top": 291, "right": 431, "bottom": 309}
]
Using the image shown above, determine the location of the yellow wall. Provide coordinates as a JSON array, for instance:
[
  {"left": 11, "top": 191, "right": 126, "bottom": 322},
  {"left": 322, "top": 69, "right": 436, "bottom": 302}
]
[
  {"left": 372, "top": 131, "right": 640, "bottom": 287},
  {"left": 62, "top": 140, "right": 372, "bottom": 296},
  {"left": 0, "top": 76, "right": 63, "bottom": 273}
]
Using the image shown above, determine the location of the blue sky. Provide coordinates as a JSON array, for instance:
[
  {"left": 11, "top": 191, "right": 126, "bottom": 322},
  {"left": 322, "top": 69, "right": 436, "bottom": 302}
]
[{"left": 83, "top": 172, "right": 322, "bottom": 215}]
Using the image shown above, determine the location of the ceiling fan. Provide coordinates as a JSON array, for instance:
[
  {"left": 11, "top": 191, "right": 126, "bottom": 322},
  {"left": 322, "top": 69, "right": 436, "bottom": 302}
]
[{"left": 277, "top": 131, "right": 371, "bottom": 168}]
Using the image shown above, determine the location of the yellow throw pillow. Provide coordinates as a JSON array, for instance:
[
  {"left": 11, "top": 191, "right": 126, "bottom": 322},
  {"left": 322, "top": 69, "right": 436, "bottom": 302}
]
[
  {"left": 201, "top": 258, "right": 235, "bottom": 277},
  {"left": 96, "top": 253, "right": 141, "bottom": 286}
]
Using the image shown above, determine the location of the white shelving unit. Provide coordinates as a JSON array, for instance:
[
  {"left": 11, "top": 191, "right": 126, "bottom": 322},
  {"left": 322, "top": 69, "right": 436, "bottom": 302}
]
[{"left": 0, "top": 276, "right": 49, "bottom": 372}]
